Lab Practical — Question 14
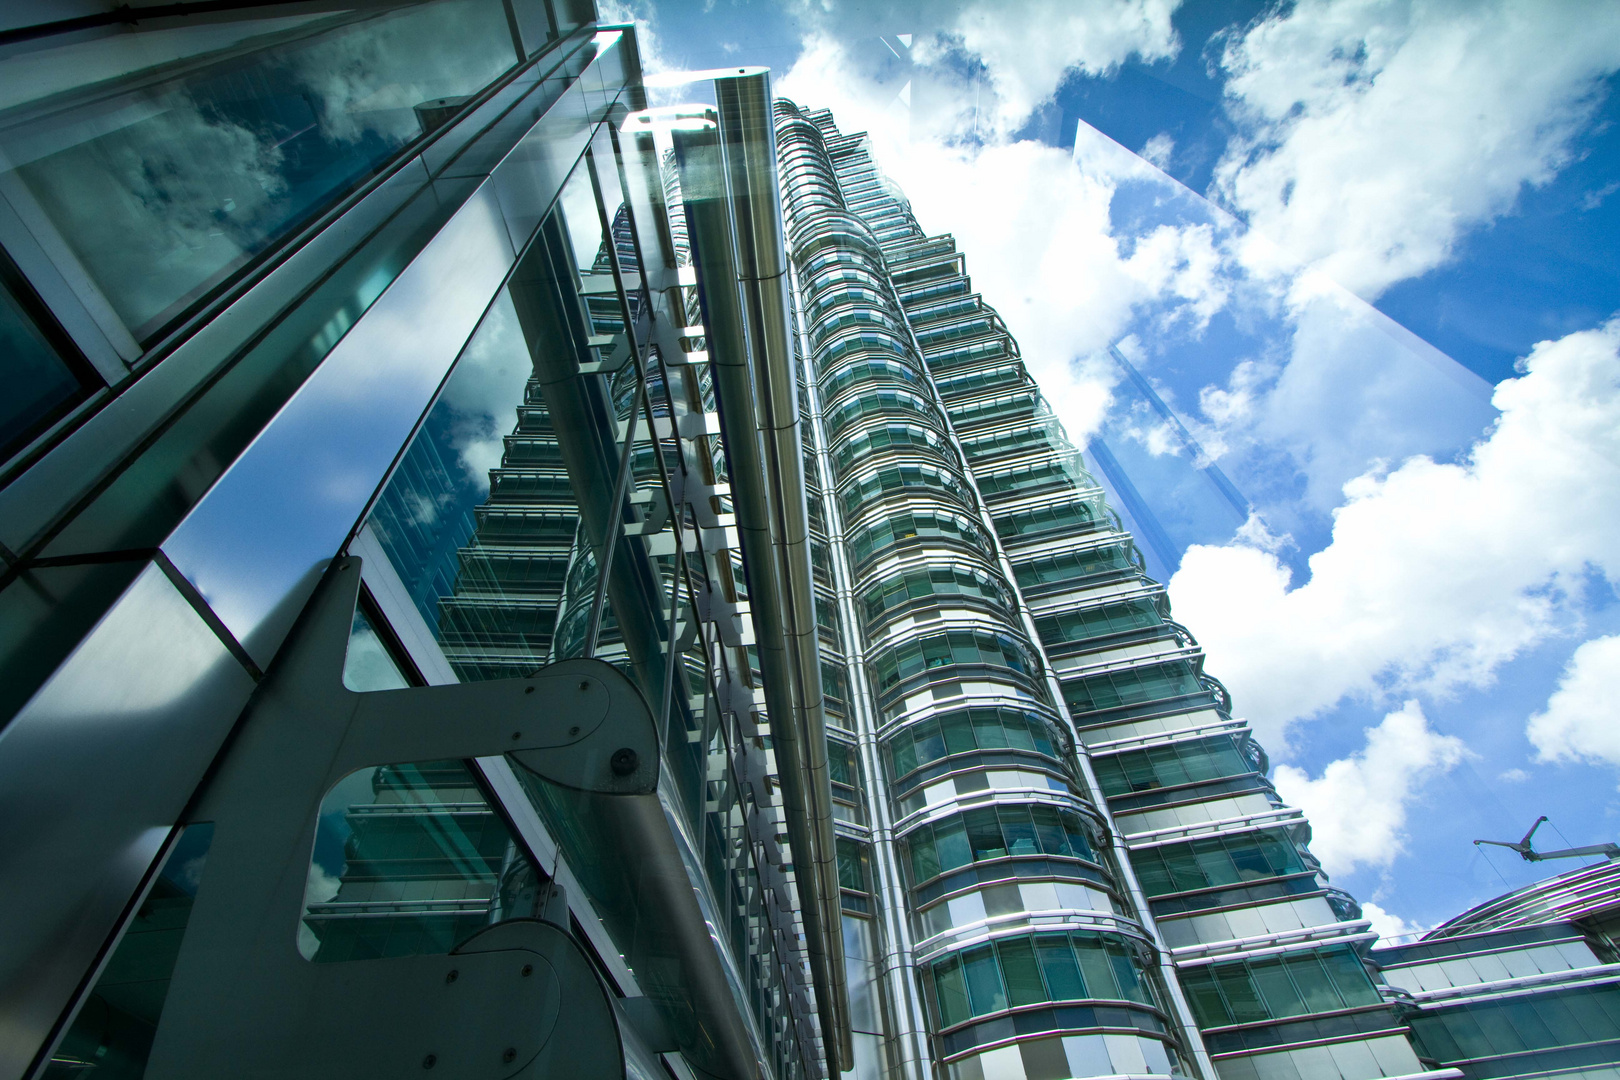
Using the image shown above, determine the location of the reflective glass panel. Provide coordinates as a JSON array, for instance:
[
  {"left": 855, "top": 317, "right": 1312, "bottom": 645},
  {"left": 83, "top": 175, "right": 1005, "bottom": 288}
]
[
  {"left": 299, "top": 759, "right": 542, "bottom": 962},
  {"left": 0, "top": 257, "right": 93, "bottom": 459},
  {"left": 43, "top": 825, "right": 214, "bottom": 1079},
  {"left": 0, "top": 1, "right": 516, "bottom": 340}
]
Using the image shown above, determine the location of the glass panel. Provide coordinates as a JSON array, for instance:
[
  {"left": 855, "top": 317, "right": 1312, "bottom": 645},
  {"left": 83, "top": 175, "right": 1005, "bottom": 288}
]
[
  {"left": 0, "top": 1, "right": 518, "bottom": 340},
  {"left": 43, "top": 825, "right": 214, "bottom": 1079},
  {"left": 1075, "top": 937, "right": 1119, "bottom": 1001},
  {"left": 342, "top": 605, "right": 412, "bottom": 691},
  {"left": 933, "top": 958, "right": 970, "bottom": 1028},
  {"left": 1251, "top": 958, "right": 1306, "bottom": 1019},
  {"left": 1036, "top": 937, "right": 1085, "bottom": 1001},
  {"left": 299, "top": 759, "right": 541, "bottom": 962},
  {"left": 962, "top": 946, "right": 1007, "bottom": 1016},
  {"left": 997, "top": 938, "right": 1047, "bottom": 1007},
  {"left": 1282, "top": 953, "right": 1343, "bottom": 1013},
  {"left": 1213, "top": 964, "right": 1268, "bottom": 1023},
  {"left": 0, "top": 259, "right": 92, "bottom": 460}
]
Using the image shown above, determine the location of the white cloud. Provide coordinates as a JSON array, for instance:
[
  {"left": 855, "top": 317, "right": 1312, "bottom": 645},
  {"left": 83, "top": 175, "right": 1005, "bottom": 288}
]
[
  {"left": 1139, "top": 132, "right": 1175, "bottom": 170},
  {"left": 1527, "top": 634, "right": 1620, "bottom": 769},
  {"left": 1273, "top": 701, "right": 1467, "bottom": 875},
  {"left": 1214, "top": 0, "right": 1620, "bottom": 297},
  {"left": 776, "top": 42, "right": 1236, "bottom": 448},
  {"left": 1169, "top": 317, "right": 1620, "bottom": 746},
  {"left": 1361, "top": 901, "right": 1424, "bottom": 942},
  {"left": 784, "top": 0, "right": 1181, "bottom": 142}
]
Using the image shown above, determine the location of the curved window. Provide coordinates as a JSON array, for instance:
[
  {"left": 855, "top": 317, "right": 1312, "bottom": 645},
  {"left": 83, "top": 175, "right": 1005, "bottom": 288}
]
[
  {"left": 819, "top": 357, "right": 928, "bottom": 406},
  {"left": 947, "top": 390, "right": 1039, "bottom": 429},
  {"left": 804, "top": 266, "right": 886, "bottom": 297},
  {"left": 806, "top": 284, "right": 890, "bottom": 323},
  {"left": 1131, "top": 828, "right": 1308, "bottom": 898},
  {"left": 838, "top": 462, "right": 971, "bottom": 521},
  {"left": 975, "top": 460, "right": 1095, "bottom": 500},
  {"left": 831, "top": 423, "right": 946, "bottom": 481},
  {"left": 898, "top": 278, "right": 970, "bottom": 306},
  {"left": 868, "top": 627, "right": 1038, "bottom": 696},
  {"left": 1033, "top": 597, "right": 1166, "bottom": 651},
  {"left": 1014, "top": 543, "right": 1141, "bottom": 591},
  {"left": 885, "top": 707, "right": 1057, "bottom": 780},
  {"left": 1092, "top": 736, "right": 1254, "bottom": 797},
  {"left": 815, "top": 327, "right": 911, "bottom": 369},
  {"left": 810, "top": 306, "right": 899, "bottom": 347},
  {"left": 824, "top": 387, "right": 934, "bottom": 439},
  {"left": 925, "top": 931, "right": 1155, "bottom": 1029},
  {"left": 902, "top": 803, "right": 1097, "bottom": 885},
  {"left": 935, "top": 362, "right": 1026, "bottom": 399},
  {"left": 1062, "top": 660, "right": 1207, "bottom": 718},
  {"left": 846, "top": 508, "right": 986, "bottom": 567},
  {"left": 861, "top": 564, "right": 1011, "bottom": 627},
  {"left": 1179, "top": 946, "right": 1380, "bottom": 1029},
  {"left": 994, "top": 497, "right": 1105, "bottom": 541},
  {"left": 961, "top": 423, "right": 1064, "bottom": 462}
]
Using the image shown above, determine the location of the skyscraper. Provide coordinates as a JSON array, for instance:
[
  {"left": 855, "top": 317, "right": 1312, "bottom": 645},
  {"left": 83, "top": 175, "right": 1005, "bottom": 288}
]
[
  {"left": 0, "top": 4, "right": 1608, "bottom": 1080},
  {"left": 771, "top": 103, "right": 1447, "bottom": 1080}
]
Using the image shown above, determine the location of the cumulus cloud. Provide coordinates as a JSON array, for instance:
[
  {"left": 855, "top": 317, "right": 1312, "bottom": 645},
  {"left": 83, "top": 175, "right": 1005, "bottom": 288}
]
[
  {"left": 776, "top": 45, "right": 1236, "bottom": 447},
  {"left": 1214, "top": 0, "right": 1620, "bottom": 297},
  {"left": 1361, "top": 901, "right": 1424, "bottom": 942},
  {"left": 1169, "top": 317, "right": 1620, "bottom": 746},
  {"left": 1527, "top": 634, "right": 1620, "bottom": 769},
  {"left": 1273, "top": 702, "right": 1467, "bottom": 875},
  {"left": 782, "top": 0, "right": 1181, "bottom": 142}
]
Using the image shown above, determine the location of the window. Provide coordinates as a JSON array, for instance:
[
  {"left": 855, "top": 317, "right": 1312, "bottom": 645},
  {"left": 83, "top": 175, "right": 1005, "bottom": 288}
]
[
  {"left": 867, "top": 628, "right": 1038, "bottom": 698},
  {"left": 860, "top": 563, "right": 1012, "bottom": 626},
  {"left": 0, "top": 253, "right": 99, "bottom": 460},
  {"left": 1132, "top": 829, "right": 1309, "bottom": 898},
  {"left": 1062, "top": 660, "right": 1206, "bottom": 716},
  {"left": 1092, "top": 736, "right": 1252, "bottom": 796},
  {"left": 1178, "top": 947, "right": 1381, "bottom": 1028},
  {"left": 926, "top": 931, "right": 1154, "bottom": 1028},
  {"left": 1033, "top": 597, "right": 1166, "bottom": 651},
  {"left": 1013, "top": 544, "right": 1140, "bottom": 590},
  {"left": 883, "top": 706, "right": 1057, "bottom": 780},
  {"left": 300, "top": 759, "right": 544, "bottom": 962},
  {"left": 0, "top": 1, "right": 519, "bottom": 342},
  {"left": 902, "top": 804, "right": 1096, "bottom": 885},
  {"left": 1407, "top": 984, "right": 1620, "bottom": 1063}
]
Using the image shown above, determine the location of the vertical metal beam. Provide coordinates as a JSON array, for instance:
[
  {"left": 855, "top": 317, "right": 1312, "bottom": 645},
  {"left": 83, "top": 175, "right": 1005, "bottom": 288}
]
[{"left": 672, "top": 69, "right": 852, "bottom": 1073}]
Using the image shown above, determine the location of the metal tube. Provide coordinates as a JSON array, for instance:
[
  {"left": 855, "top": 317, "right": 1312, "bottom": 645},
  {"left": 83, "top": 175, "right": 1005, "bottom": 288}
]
[{"left": 672, "top": 70, "right": 852, "bottom": 1073}]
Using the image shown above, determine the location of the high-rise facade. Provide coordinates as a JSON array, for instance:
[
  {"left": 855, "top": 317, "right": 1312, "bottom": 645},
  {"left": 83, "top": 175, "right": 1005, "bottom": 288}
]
[
  {"left": 771, "top": 103, "right": 1452, "bottom": 1080},
  {"left": 0, "top": 4, "right": 1594, "bottom": 1080}
]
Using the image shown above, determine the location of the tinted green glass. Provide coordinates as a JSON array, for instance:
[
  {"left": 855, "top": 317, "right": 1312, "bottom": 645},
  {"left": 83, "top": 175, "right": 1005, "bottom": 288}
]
[
  {"left": 997, "top": 938, "right": 1046, "bottom": 1007},
  {"left": 1036, "top": 937, "right": 1086, "bottom": 1001},
  {"left": 962, "top": 947, "right": 1007, "bottom": 1015}
]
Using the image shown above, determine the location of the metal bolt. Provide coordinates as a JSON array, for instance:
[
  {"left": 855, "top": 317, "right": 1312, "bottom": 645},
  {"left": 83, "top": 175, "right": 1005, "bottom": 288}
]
[
  {"left": 511, "top": 731, "right": 522, "bottom": 741},
  {"left": 524, "top": 685, "right": 535, "bottom": 694},
  {"left": 578, "top": 681, "right": 590, "bottom": 691},
  {"left": 503, "top": 1048, "right": 517, "bottom": 1064},
  {"left": 422, "top": 1054, "right": 437, "bottom": 1069},
  {"left": 568, "top": 725, "right": 580, "bottom": 737},
  {"left": 610, "top": 747, "right": 639, "bottom": 777},
  {"left": 521, "top": 963, "right": 533, "bottom": 977},
  {"left": 445, "top": 969, "right": 459, "bottom": 984}
]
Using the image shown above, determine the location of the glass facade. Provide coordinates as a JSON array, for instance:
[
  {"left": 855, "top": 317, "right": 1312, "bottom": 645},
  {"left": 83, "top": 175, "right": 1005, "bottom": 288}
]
[{"left": 775, "top": 101, "right": 1447, "bottom": 1080}]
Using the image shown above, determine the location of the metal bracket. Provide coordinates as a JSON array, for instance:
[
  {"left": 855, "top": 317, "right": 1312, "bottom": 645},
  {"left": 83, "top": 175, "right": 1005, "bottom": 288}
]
[{"left": 144, "top": 557, "right": 654, "bottom": 1079}]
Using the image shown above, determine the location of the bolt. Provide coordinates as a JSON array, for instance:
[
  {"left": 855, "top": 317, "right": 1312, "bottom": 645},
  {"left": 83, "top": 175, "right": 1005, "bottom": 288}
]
[
  {"left": 445, "top": 969, "right": 459, "bottom": 984},
  {"left": 503, "top": 1048, "right": 517, "bottom": 1064},
  {"left": 578, "top": 680, "right": 590, "bottom": 691},
  {"left": 524, "top": 685, "right": 535, "bottom": 694},
  {"left": 568, "top": 725, "right": 580, "bottom": 737},
  {"left": 511, "top": 731, "right": 522, "bottom": 741},
  {"left": 423, "top": 1054, "right": 437, "bottom": 1070},
  {"left": 610, "top": 747, "right": 639, "bottom": 777},
  {"left": 521, "top": 963, "right": 533, "bottom": 977}
]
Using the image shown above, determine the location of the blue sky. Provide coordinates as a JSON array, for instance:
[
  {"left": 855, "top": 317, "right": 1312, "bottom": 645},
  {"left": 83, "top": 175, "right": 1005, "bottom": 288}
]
[{"left": 613, "top": 0, "right": 1620, "bottom": 938}]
